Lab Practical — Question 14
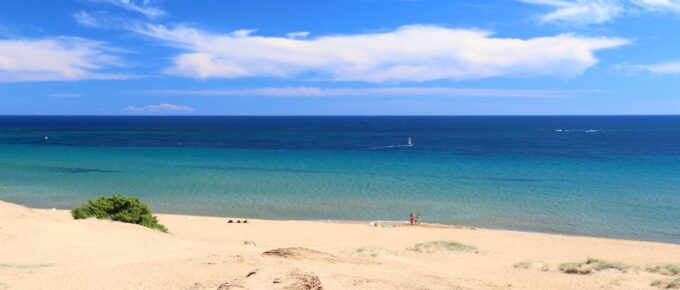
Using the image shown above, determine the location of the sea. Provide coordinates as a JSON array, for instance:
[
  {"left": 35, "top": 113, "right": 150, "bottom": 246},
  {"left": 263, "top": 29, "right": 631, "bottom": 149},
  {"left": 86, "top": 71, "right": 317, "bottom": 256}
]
[{"left": 0, "top": 116, "right": 678, "bottom": 243}]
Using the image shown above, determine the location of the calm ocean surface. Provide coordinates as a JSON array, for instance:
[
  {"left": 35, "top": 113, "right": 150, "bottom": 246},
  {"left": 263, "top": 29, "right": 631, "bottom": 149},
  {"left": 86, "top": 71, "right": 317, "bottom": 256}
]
[{"left": 0, "top": 116, "right": 679, "bottom": 243}]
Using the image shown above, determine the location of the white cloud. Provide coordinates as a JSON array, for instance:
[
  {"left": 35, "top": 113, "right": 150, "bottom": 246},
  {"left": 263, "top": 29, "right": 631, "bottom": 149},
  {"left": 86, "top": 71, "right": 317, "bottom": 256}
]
[
  {"left": 135, "top": 24, "right": 628, "bottom": 83},
  {"left": 521, "top": 0, "right": 680, "bottom": 24},
  {"left": 73, "top": 11, "right": 99, "bottom": 27},
  {"left": 623, "top": 60, "right": 680, "bottom": 74},
  {"left": 286, "top": 32, "right": 310, "bottom": 39},
  {"left": 0, "top": 37, "right": 129, "bottom": 82},
  {"left": 143, "top": 86, "right": 587, "bottom": 98},
  {"left": 72, "top": 10, "right": 131, "bottom": 29},
  {"left": 631, "top": 0, "right": 680, "bottom": 12},
  {"left": 520, "top": 0, "right": 624, "bottom": 25},
  {"left": 90, "top": 0, "right": 166, "bottom": 18},
  {"left": 232, "top": 29, "right": 257, "bottom": 37},
  {"left": 124, "top": 103, "right": 195, "bottom": 113}
]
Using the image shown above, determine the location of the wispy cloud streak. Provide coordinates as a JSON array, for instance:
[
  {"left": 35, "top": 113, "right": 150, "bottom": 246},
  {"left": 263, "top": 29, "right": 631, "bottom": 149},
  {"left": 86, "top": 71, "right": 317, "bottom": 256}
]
[
  {"left": 143, "top": 87, "right": 590, "bottom": 98},
  {"left": 620, "top": 60, "right": 680, "bottom": 74},
  {"left": 520, "top": 0, "right": 624, "bottom": 25},
  {"left": 90, "top": 0, "right": 166, "bottom": 18},
  {"left": 124, "top": 103, "right": 195, "bottom": 113},
  {"left": 521, "top": 0, "right": 680, "bottom": 24},
  {"left": 0, "top": 37, "right": 130, "bottom": 82}
]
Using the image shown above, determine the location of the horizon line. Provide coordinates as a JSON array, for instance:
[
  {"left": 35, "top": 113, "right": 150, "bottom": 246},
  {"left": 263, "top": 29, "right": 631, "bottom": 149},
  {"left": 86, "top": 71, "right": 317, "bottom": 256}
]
[{"left": 1, "top": 114, "right": 679, "bottom": 117}]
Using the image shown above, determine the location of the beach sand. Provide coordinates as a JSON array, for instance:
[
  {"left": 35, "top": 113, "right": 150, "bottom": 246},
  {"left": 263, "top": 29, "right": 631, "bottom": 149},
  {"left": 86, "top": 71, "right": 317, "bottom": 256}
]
[{"left": 1, "top": 200, "right": 679, "bottom": 290}]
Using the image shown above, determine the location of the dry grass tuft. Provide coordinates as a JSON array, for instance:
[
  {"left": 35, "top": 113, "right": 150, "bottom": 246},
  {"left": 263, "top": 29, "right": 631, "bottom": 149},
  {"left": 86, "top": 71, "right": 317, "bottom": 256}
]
[
  {"left": 407, "top": 241, "right": 478, "bottom": 254},
  {"left": 648, "top": 264, "right": 680, "bottom": 276},
  {"left": 514, "top": 260, "right": 549, "bottom": 271},
  {"left": 651, "top": 277, "right": 680, "bottom": 289},
  {"left": 559, "top": 258, "right": 631, "bottom": 275}
]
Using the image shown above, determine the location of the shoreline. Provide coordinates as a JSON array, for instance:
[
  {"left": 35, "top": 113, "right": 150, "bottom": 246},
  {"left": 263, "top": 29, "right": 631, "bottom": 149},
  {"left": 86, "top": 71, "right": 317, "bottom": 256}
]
[
  {"left": 22, "top": 202, "right": 680, "bottom": 246},
  {"left": 3, "top": 199, "right": 680, "bottom": 289}
]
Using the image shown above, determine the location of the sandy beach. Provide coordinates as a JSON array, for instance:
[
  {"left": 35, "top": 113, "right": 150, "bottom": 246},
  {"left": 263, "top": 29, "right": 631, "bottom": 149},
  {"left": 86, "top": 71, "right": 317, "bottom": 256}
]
[{"left": 1, "top": 200, "right": 679, "bottom": 290}]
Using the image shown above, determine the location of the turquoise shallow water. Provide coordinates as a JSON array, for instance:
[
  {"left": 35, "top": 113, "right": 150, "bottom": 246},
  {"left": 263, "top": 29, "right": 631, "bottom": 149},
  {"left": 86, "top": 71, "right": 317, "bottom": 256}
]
[{"left": 0, "top": 116, "right": 679, "bottom": 243}]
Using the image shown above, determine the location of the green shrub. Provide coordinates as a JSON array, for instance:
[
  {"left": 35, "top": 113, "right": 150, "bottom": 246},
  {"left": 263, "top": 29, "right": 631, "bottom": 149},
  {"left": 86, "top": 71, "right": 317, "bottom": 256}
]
[{"left": 71, "top": 194, "right": 167, "bottom": 232}]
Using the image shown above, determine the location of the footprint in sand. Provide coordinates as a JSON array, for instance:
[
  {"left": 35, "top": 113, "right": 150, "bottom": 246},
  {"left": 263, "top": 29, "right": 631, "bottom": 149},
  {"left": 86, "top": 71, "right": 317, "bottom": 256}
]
[
  {"left": 0, "top": 232, "right": 13, "bottom": 241},
  {"left": 213, "top": 268, "right": 322, "bottom": 290},
  {"left": 0, "top": 226, "right": 8, "bottom": 241}
]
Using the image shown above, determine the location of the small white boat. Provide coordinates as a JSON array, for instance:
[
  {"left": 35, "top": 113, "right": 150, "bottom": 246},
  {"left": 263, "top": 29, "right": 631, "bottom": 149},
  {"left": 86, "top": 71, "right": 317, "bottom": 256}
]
[{"left": 369, "top": 136, "right": 414, "bottom": 150}]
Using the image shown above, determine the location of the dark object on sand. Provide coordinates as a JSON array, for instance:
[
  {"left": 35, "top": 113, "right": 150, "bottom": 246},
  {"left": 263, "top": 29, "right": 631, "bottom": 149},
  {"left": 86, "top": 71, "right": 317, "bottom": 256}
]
[
  {"left": 237, "top": 220, "right": 241, "bottom": 223},
  {"left": 228, "top": 220, "right": 233, "bottom": 223},
  {"left": 244, "top": 220, "right": 248, "bottom": 223}
]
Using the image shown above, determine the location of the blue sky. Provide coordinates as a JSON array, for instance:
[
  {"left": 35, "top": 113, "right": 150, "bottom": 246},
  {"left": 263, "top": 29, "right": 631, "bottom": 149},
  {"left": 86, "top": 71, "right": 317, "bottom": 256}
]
[{"left": 1, "top": 0, "right": 679, "bottom": 115}]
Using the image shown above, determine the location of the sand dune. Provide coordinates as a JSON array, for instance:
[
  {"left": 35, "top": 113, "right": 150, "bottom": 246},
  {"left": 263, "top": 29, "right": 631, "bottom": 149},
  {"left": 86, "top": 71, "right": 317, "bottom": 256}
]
[{"left": 1, "top": 200, "right": 679, "bottom": 290}]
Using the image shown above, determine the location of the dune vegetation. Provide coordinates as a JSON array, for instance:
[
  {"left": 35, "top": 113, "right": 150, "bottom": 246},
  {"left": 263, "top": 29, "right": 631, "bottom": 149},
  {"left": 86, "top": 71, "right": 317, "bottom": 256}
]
[
  {"left": 651, "top": 277, "right": 680, "bottom": 289},
  {"left": 559, "top": 258, "right": 631, "bottom": 275},
  {"left": 513, "top": 260, "right": 550, "bottom": 271},
  {"left": 648, "top": 264, "right": 680, "bottom": 276},
  {"left": 407, "top": 240, "right": 478, "bottom": 254},
  {"left": 71, "top": 194, "right": 167, "bottom": 232}
]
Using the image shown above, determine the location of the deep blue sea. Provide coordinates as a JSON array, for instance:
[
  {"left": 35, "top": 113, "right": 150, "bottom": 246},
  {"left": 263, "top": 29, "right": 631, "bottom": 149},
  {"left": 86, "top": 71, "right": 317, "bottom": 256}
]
[{"left": 0, "top": 116, "right": 679, "bottom": 243}]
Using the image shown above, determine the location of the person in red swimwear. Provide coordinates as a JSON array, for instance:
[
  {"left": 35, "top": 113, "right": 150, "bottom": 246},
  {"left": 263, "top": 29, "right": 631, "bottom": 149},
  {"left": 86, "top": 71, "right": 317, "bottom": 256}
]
[{"left": 410, "top": 212, "right": 414, "bottom": 225}]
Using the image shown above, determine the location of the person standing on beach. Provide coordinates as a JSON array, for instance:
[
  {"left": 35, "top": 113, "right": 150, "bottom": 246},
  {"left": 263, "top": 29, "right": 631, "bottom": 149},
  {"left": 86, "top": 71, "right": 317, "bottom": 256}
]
[
  {"left": 416, "top": 212, "right": 421, "bottom": 225},
  {"left": 410, "top": 212, "right": 414, "bottom": 225}
]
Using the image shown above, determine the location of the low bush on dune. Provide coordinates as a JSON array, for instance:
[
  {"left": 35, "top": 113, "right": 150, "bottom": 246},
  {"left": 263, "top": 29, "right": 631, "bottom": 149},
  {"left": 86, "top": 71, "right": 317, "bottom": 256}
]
[
  {"left": 648, "top": 264, "right": 680, "bottom": 276},
  {"left": 352, "top": 246, "right": 396, "bottom": 257},
  {"left": 71, "top": 194, "right": 167, "bottom": 232},
  {"left": 559, "top": 262, "right": 592, "bottom": 275},
  {"left": 513, "top": 260, "right": 550, "bottom": 271},
  {"left": 559, "top": 258, "right": 631, "bottom": 275},
  {"left": 513, "top": 260, "right": 533, "bottom": 269},
  {"left": 651, "top": 277, "right": 680, "bottom": 289},
  {"left": 407, "top": 241, "right": 478, "bottom": 254}
]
